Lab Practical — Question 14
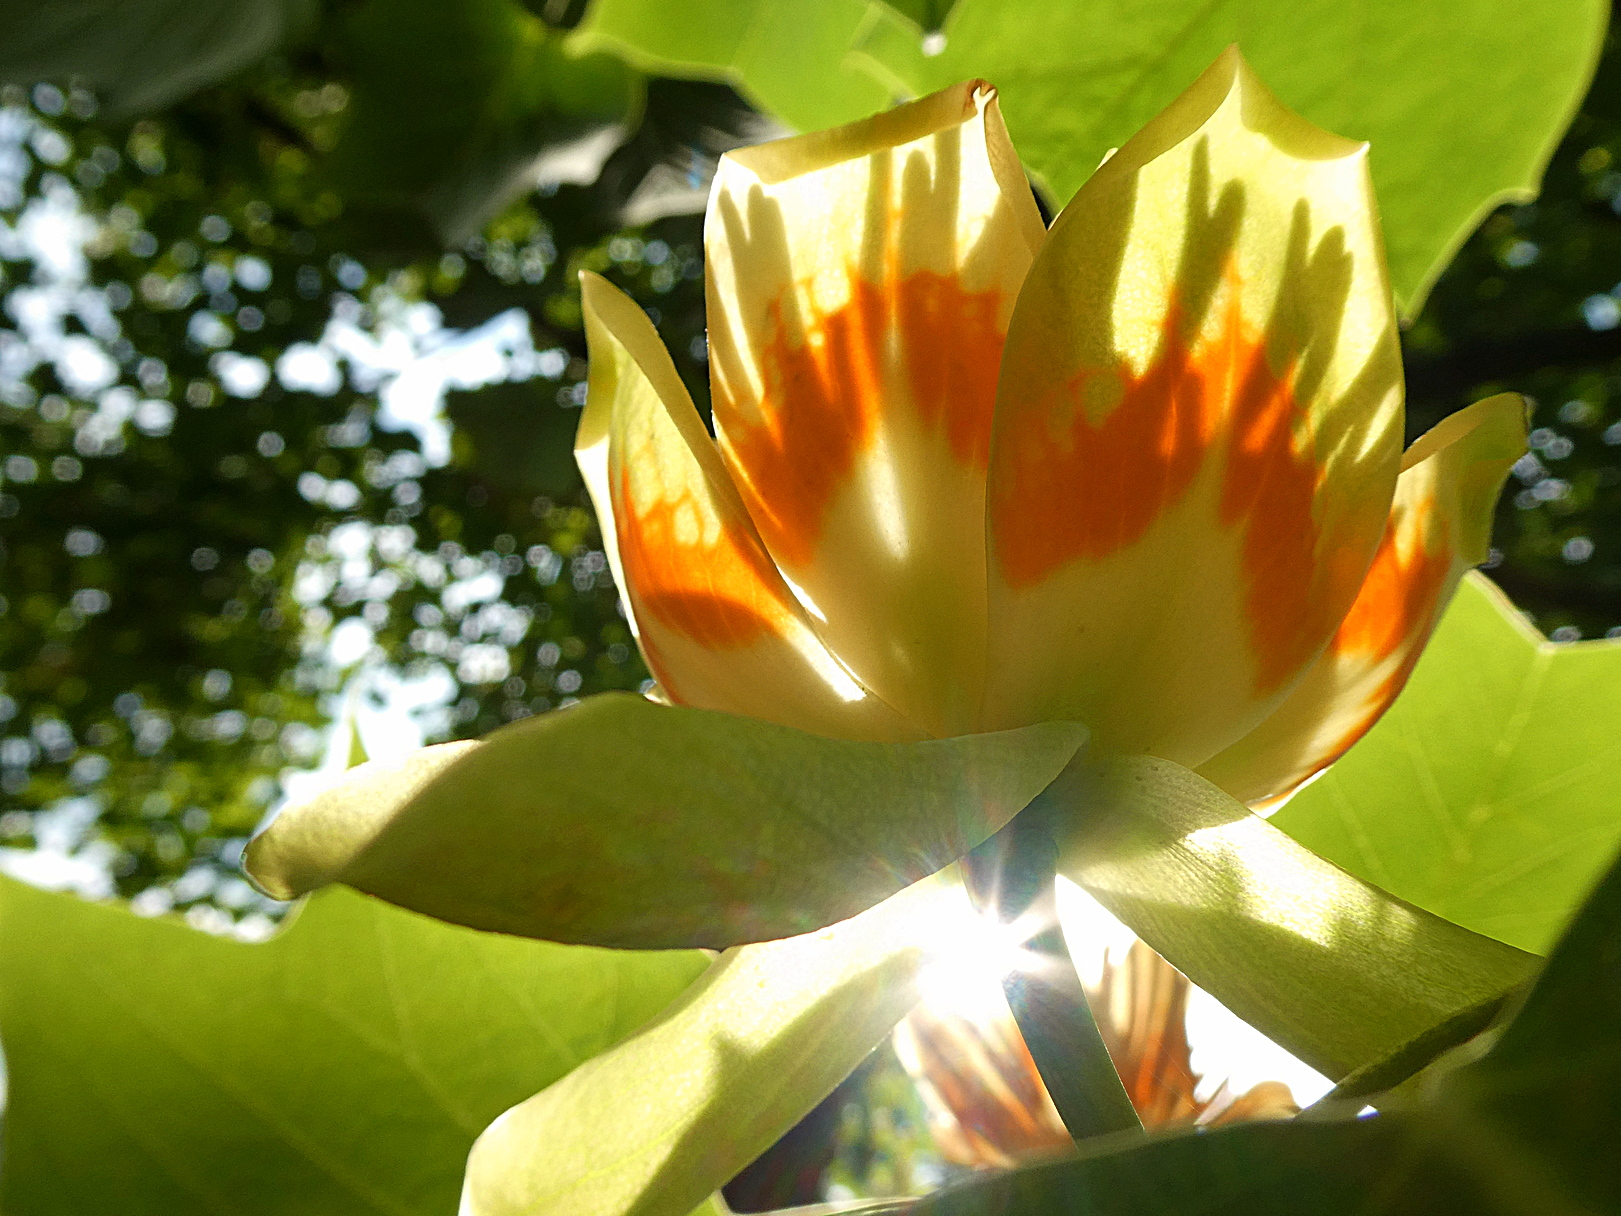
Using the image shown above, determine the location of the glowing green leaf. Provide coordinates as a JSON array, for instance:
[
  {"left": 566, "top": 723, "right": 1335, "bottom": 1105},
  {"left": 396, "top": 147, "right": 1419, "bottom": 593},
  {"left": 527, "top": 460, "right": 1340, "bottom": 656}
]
[
  {"left": 572, "top": 0, "right": 891, "bottom": 132},
  {"left": 462, "top": 875, "right": 953, "bottom": 1216},
  {"left": 247, "top": 691, "right": 1087, "bottom": 949},
  {"left": 854, "top": 0, "right": 1604, "bottom": 312},
  {"left": 1051, "top": 754, "right": 1536, "bottom": 1080},
  {"left": 1273, "top": 574, "right": 1621, "bottom": 956},
  {"left": 0, "top": 877, "right": 706, "bottom": 1216}
]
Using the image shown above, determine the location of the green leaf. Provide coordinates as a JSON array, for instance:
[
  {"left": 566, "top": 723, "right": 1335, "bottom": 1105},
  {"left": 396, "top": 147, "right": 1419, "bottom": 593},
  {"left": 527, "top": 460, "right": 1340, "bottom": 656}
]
[
  {"left": 915, "top": 843, "right": 1621, "bottom": 1216},
  {"left": 246, "top": 691, "right": 1087, "bottom": 950},
  {"left": 1272, "top": 573, "right": 1621, "bottom": 956},
  {"left": 868, "top": 2, "right": 1605, "bottom": 313},
  {"left": 329, "top": 0, "right": 642, "bottom": 249},
  {"left": 0, "top": 876, "right": 707, "bottom": 1216},
  {"left": 858, "top": 0, "right": 1607, "bottom": 314},
  {"left": 461, "top": 873, "right": 952, "bottom": 1216},
  {"left": 873, "top": 0, "right": 956, "bottom": 33},
  {"left": 1051, "top": 754, "right": 1537, "bottom": 1080},
  {"left": 570, "top": 0, "right": 894, "bottom": 132},
  {"left": 912, "top": 1118, "right": 1437, "bottom": 1215},
  {"left": 0, "top": 0, "right": 316, "bottom": 115},
  {"left": 1448, "top": 846, "right": 1621, "bottom": 1208},
  {"left": 583, "top": 0, "right": 1603, "bottom": 315}
]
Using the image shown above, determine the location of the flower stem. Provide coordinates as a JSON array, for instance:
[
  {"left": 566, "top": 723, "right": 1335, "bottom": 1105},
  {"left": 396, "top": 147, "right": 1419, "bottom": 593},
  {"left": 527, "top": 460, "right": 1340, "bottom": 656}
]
[{"left": 964, "top": 809, "right": 1143, "bottom": 1143}]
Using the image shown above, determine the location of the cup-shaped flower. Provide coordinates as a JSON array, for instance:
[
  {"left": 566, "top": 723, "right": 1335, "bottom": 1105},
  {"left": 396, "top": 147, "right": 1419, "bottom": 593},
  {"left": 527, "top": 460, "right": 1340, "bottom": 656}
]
[
  {"left": 581, "top": 46, "right": 1527, "bottom": 807},
  {"left": 245, "top": 54, "right": 1538, "bottom": 1216},
  {"left": 247, "top": 46, "right": 1526, "bottom": 959}
]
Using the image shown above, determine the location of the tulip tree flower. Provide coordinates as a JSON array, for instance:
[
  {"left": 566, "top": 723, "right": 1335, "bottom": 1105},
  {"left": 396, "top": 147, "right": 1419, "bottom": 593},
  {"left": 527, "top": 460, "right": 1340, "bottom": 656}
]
[
  {"left": 248, "top": 47, "right": 1536, "bottom": 1216},
  {"left": 580, "top": 48, "right": 1526, "bottom": 803}
]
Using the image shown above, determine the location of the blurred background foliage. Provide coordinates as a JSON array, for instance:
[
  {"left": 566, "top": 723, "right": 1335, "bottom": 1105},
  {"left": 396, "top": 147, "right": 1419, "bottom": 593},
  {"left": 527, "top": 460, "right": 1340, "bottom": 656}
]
[
  {"left": 0, "top": 0, "right": 1616, "bottom": 1197},
  {"left": 0, "top": 0, "right": 758, "bottom": 921}
]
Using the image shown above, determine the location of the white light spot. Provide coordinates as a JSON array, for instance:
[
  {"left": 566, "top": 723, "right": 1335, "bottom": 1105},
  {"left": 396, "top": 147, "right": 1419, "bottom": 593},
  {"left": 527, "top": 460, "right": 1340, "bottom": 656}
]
[
  {"left": 276, "top": 342, "right": 342, "bottom": 395},
  {"left": 210, "top": 351, "right": 270, "bottom": 398},
  {"left": 779, "top": 570, "right": 826, "bottom": 622},
  {"left": 915, "top": 882, "right": 1042, "bottom": 1022},
  {"left": 865, "top": 434, "right": 909, "bottom": 560},
  {"left": 329, "top": 618, "right": 374, "bottom": 666}
]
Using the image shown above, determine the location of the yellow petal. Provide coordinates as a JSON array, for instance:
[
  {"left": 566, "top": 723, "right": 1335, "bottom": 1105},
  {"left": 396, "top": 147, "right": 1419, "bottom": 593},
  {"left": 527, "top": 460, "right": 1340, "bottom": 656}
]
[
  {"left": 1198, "top": 393, "right": 1529, "bottom": 806},
  {"left": 577, "top": 272, "right": 920, "bottom": 742},
  {"left": 981, "top": 48, "right": 1404, "bottom": 766},
  {"left": 706, "top": 82, "right": 1044, "bottom": 738}
]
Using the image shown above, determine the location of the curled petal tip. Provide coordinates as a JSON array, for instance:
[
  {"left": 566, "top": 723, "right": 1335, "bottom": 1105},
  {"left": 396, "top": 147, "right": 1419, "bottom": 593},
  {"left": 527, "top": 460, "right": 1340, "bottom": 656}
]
[
  {"left": 1199, "top": 393, "right": 1527, "bottom": 805},
  {"left": 983, "top": 46, "right": 1401, "bottom": 764}
]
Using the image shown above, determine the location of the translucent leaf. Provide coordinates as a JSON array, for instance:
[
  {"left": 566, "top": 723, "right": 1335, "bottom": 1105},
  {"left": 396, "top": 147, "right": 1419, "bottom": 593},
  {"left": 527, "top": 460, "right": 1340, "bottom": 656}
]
[
  {"left": 0, "top": 877, "right": 707, "bottom": 1216},
  {"left": 461, "top": 875, "right": 958, "bottom": 1216},
  {"left": 1051, "top": 753, "right": 1536, "bottom": 1079},
  {"left": 247, "top": 691, "right": 1086, "bottom": 949},
  {"left": 1273, "top": 573, "right": 1621, "bottom": 955}
]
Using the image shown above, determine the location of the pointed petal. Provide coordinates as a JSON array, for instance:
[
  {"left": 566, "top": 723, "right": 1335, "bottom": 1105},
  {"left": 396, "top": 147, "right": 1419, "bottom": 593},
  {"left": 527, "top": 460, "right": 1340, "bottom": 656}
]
[
  {"left": 1198, "top": 393, "right": 1529, "bottom": 806},
  {"left": 461, "top": 875, "right": 958, "bottom": 1216},
  {"left": 578, "top": 272, "right": 918, "bottom": 741},
  {"left": 706, "top": 82, "right": 1044, "bottom": 737},
  {"left": 982, "top": 48, "right": 1405, "bottom": 765}
]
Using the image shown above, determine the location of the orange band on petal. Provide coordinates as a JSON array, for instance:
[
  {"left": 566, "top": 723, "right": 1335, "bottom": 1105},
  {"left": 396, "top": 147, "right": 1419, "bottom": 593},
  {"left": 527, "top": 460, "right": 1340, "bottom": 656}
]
[
  {"left": 1332, "top": 510, "right": 1453, "bottom": 663},
  {"left": 991, "top": 290, "right": 1331, "bottom": 695},
  {"left": 990, "top": 300, "right": 1216, "bottom": 582},
  {"left": 1215, "top": 307, "right": 1333, "bottom": 696},
  {"left": 1197, "top": 394, "right": 1526, "bottom": 806},
  {"left": 1300, "top": 513, "right": 1453, "bottom": 767},
  {"left": 723, "top": 271, "right": 1009, "bottom": 569},
  {"left": 898, "top": 270, "right": 1005, "bottom": 468},
  {"left": 718, "top": 289, "right": 880, "bottom": 572},
  {"left": 614, "top": 467, "right": 789, "bottom": 652}
]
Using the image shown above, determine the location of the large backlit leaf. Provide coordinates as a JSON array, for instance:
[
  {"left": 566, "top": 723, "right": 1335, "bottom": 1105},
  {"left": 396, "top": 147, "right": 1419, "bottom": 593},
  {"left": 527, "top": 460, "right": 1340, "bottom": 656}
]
[
  {"left": 246, "top": 691, "right": 1086, "bottom": 949},
  {"left": 913, "top": 841, "right": 1621, "bottom": 1216},
  {"left": 1452, "top": 842, "right": 1621, "bottom": 1206},
  {"left": 571, "top": 0, "right": 892, "bottom": 132},
  {"left": 0, "top": 0, "right": 316, "bottom": 115},
  {"left": 855, "top": 0, "right": 1605, "bottom": 311},
  {"left": 461, "top": 874, "right": 954, "bottom": 1216},
  {"left": 1273, "top": 573, "right": 1621, "bottom": 955},
  {"left": 0, "top": 876, "right": 707, "bottom": 1216},
  {"left": 584, "top": 0, "right": 1604, "bottom": 314},
  {"left": 1051, "top": 754, "right": 1537, "bottom": 1080}
]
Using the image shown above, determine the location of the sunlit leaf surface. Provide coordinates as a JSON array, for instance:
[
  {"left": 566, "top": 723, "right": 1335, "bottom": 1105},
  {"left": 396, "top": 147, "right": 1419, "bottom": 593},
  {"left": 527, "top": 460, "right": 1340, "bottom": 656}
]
[
  {"left": 911, "top": 841, "right": 1621, "bottom": 1215},
  {"left": 461, "top": 874, "right": 955, "bottom": 1216},
  {"left": 583, "top": 0, "right": 1605, "bottom": 313},
  {"left": 1051, "top": 754, "right": 1536, "bottom": 1079},
  {"left": 247, "top": 691, "right": 1086, "bottom": 949},
  {"left": 0, "top": 877, "right": 707, "bottom": 1216},
  {"left": 573, "top": 0, "right": 894, "bottom": 132},
  {"left": 858, "top": 0, "right": 1605, "bottom": 312},
  {"left": 1274, "top": 572, "right": 1621, "bottom": 955}
]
